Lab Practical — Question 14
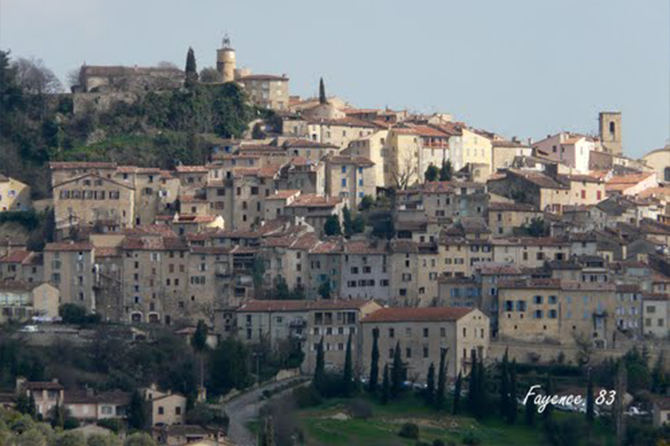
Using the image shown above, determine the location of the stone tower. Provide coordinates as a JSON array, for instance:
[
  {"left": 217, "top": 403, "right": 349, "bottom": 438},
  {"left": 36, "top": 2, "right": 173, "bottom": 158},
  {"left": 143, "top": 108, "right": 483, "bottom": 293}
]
[
  {"left": 599, "top": 111, "right": 622, "bottom": 155},
  {"left": 216, "top": 34, "right": 236, "bottom": 83}
]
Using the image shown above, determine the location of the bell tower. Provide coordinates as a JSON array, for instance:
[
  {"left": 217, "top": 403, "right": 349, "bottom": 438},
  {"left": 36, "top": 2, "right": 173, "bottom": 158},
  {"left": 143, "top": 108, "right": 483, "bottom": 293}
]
[
  {"left": 599, "top": 111, "right": 622, "bottom": 155},
  {"left": 216, "top": 34, "right": 236, "bottom": 83}
]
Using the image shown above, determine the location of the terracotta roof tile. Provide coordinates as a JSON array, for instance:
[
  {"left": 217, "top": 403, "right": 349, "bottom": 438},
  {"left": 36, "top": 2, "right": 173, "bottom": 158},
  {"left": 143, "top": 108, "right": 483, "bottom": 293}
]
[{"left": 362, "top": 307, "right": 473, "bottom": 323}]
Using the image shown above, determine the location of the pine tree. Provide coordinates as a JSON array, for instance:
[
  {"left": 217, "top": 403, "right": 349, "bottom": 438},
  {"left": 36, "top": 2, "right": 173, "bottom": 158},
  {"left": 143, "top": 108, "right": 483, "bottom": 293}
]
[
  {"left": 391, "top": 341, "right": 403, "bottom": 398},
  {"left": 192, "top": 319, "right": 209, "bottom": 392},
  {"left": 500, "top": 350, "right": 510, "bottom": 418},
  {"left": 342, "top": 206, "right": 354, "bottom": 238},
  {"left": 314, "top": 337, "right": 325, "bottom": 394},
  {"left": 381, "top": 364, "right": 390, "bottom": 404},
  {"left": 508, "top": 360, "right": 517, "bottom": 424},
  {"left": 586, "top": 373, "right": 595, "bottom": 424},
  {"left": 436, "top": 348, "right": 448, "bottom": 410},
  {"left": 343, "top": 333, "right": 353, "bottom": 397},
  {"left": 425, "top": 363, "right": 436, "bottom": 406},
  {"left": 369, "top": 328, "right": 380, "bottom": 393},
  {"left": 185, "top": 47, "right": 198, "bottom": 87},
  {"left": 319, "top": 77, "right": 327, "bottom": 105},
  {"left": 425, "top": 164, "right": 439, "bottom": 182},
  {"left": 453, "top": 372, "right": 462, "bottom": 415}
]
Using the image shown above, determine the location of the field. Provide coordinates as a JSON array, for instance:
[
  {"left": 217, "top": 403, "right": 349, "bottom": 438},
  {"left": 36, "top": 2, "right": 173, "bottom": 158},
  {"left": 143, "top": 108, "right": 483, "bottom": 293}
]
[{"left": 293, "top": 395, "right": 616, "bottom": 446}]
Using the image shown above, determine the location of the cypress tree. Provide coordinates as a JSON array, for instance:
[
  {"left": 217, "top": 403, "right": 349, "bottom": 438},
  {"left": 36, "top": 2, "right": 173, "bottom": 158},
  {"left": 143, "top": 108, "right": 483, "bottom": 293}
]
[
  {"left": 508, "top": 360, "right": 517, "bottom": 424},
  {"left": 500, "top": 350, "right": 510, "bottom": 418},
  {"left": 475, "top": 356, "right": 486, "bottom": 420},
  {"left": 525, "top": 391, "right": 535, "bottom": 426},
  {"left": 342, "top": 206, "right": 353, "bottom": 238},
  {"left": 382, "top": 364, "right": 390, "bottom": 404},
  {"left": 425, "top": 363, "right": 436, "bottom": 406},
  {"left": 468, "top": 350, "right": 478, "bottom": 415},
  {"left": 440, "top": 160, "right": 452, "bottom": 181},
  {"left": 369, "top": 327, "right": 380, "bottom": 393},
  {"left": 319, "top": 77, "right": 327, "bottom": 104},
  {"left": 185, "top": 47, "right": 198, "bottom": 87},
  {"left": 314, "top": 337, "right": 325, "bottom": 394},
  {"left": 436, "top": 348, "right": 448, "bottom": 410},
  {"left": 543, "top": 374, "right": 554, "bottom": 421},
  {"left": 453, "top": 372, "right": 462, "bottom": 415},
  {"left": 391, "top": 341, "right": 403, "bottom": 398},
  {"left": 343, "top": 333, "right": 353, "bottom": 397},
  {"left": 586, "top": 373, "right": 595, "bottom": 424},
  {"left": 128, "top": 389, "right": 146, "bottom": 430}
]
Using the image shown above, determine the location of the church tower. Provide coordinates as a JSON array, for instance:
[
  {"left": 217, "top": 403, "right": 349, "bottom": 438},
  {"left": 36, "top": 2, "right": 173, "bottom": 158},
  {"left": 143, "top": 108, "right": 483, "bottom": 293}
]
[
  {"left": 599, "top": 111, "right": 622, "bottom": 155},
  {"left": 216, "top": 34, "right": 236, "bottom": 83}
]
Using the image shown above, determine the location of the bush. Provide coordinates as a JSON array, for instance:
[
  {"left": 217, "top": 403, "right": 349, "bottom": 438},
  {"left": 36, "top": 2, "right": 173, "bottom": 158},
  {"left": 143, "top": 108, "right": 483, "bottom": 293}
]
[
  {"left": 398, "top": 422, "right": 419, "bottom": 440},
  {"left": 462, "top": 432, "right": 481, "bottom": 445},
  {"left": 292, "top": 386, "right": 322, "bottom": 409},
  {"left": 97, "top": 418, "right": 123, "bottom": 434},
  {"left": 348, "top": 399, "right": 373, "bottom": 420}
]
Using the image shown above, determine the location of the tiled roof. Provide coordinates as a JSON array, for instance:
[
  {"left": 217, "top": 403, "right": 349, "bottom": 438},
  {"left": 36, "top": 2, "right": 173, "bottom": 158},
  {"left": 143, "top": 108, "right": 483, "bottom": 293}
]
[
  {"left": 25, "top": 381, "right": 63, "bottom": 390},
  {"left": 0, "top": 250, "right": 32, "bottom": 264},
  {"left": 44, "top": 242, "right": 94, "bottom": 252},
  {"left": 283, "top": 139, "right": 338, "bottom": 149},
  {"left": 288, "top": 194, "right": 342, "bottom": 208},
  {"left": 266, "top": 190, "right": 301, "bottom": 200},
  {"left": 175, "top": 165, "right": 208, "bottom": 173},
  {"left": 327, "top": 156, "right": 375, "bottom": 167},
  {"left": 487, "top": 202, "right": 538, "bottom": 212},
  {"left": 238, "top": 74, "right": 288, "bottom": 81},
  {"left": 49, "top": 162, "right": 117, "bottom": 170},
  {"left": 0, "top": 280, "right": 44, "bottom": 292},
  {"left": 237, "top": 299, "right": 372, "bottom": 313},
  {"left": 362, "top": 307, "right": 473, "bottom": 323},
  {"left": 306, "top": 117, "right": 378, "bottom": 128}
]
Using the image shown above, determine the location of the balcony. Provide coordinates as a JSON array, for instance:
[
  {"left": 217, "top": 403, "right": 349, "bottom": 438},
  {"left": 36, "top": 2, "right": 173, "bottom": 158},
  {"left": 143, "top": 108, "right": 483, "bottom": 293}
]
[{"left": 289, "top": 318, "right": 306, "bottom": 327}]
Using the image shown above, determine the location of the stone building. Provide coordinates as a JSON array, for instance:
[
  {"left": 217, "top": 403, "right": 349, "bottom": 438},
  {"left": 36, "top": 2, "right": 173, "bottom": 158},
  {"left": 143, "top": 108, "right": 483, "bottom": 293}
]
[
  {"left": 234, "top": 299, "right": 381, "bottom": 373},
  {"left": 360, "top": 307, "right": 490, "bottom": 381},
  {"left": 43, "top": 241, "right": 96, "bottom": 312},
  {"left": 0, "top": 175, "right": 31, "bottom": 212},
  {"left": 0, "top": 281, "right": 60, "bottom": 323},
  {"left": 324, "top": 155, "right": 376, "bottom": 210}
]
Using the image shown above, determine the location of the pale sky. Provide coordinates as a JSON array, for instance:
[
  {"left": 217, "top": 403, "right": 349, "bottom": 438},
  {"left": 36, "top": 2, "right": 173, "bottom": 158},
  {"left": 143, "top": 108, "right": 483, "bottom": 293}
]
[{"left": 1, "top": 0, "right": 668, "bottom": 157}]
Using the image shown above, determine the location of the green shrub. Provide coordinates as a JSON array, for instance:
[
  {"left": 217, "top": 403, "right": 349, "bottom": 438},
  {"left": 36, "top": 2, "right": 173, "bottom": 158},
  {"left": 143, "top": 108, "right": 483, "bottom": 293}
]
[
  {"left": 398, "top": 422, "right": 419, "bottom": 439},
  {"left": 348, "top": 399, "right": 373, "bottom": 420},
  {"left": 97, "top": 418, "right": 123, "bottom": 433},
  {"left": 292, "top": 386, "right": 322, "bottom": 409},
  {"left": 462, "top": 432, "right": 481, "bottom": 445}
]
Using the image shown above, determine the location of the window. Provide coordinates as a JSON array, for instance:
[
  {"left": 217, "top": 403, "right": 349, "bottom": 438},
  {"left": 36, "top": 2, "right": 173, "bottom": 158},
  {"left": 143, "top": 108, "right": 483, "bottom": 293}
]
[
  {"left": 158, "top": 407, "right": 164, "bottom": 415},
  {"left": 440, "top": 327, "right": 446, "bottom": 337},
  {"left": 389, "top": 328, "right": 395, "bottom": 338},
  {"left": 341, "top": 166, "right": 347, "bottom": 173},
  {"left": 423, "top": 328, "right": 429, "bottom": 338},
  {"left": 175, "top": 407, "right": 182, "bottom": 415},
  {"left": 389, "top": 349, "right": 394, "bottom": 359},
  {"left": 548, "top": 295, "right": 557, "bottom": 304},
  {"left": 534, "top": 310, "right": 543, "bottom": 319},
  {"left": 533, "top": 295, "right": 543, "bottom": 304},
  {"left": 406, "top": 348, "right": 412, "bottom": 358},
  {"left": 341, "top": 178, "right": 347, "bottom": 187}
]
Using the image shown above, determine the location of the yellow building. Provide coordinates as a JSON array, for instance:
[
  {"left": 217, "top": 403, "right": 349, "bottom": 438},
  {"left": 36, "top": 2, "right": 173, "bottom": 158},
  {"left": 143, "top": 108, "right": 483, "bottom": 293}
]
[{"left": 0, "top": 175, "right": 31, "bottom": 212}]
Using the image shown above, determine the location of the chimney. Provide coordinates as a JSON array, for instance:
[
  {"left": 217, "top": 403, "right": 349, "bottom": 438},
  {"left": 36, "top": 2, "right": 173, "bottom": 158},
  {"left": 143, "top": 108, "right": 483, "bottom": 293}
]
[{"left": 527, "top": 137, "right": 533, "bottom": 145}]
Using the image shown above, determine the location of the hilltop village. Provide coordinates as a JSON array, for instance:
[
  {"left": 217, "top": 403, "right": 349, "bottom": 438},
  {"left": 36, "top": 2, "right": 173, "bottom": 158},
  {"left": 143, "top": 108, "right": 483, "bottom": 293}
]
[{"left": 1, "top": 38, "right": 670, "bottom": 446}]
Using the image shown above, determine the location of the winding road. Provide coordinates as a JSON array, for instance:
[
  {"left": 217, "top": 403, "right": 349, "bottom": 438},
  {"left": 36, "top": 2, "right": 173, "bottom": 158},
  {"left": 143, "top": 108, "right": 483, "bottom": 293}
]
[{"left": 222, "top": 377, "right": 310, "bottom": 446}]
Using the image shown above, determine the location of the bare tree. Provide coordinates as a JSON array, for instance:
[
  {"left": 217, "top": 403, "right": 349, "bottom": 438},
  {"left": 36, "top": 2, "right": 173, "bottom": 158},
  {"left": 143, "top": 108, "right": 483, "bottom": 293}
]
[
  {"left": 390, "top": 148, "right": 419, "bottom": 190},
  {"left": 12, "top": 57, "right": 62, "bottom": 94},
  {"left": 66, "top": 68, "right": 81, "bottom": 89},
  {"left": 157, "top": 61, "right": 179, "bottom": 69},
  {"left": 200, "top": 67, "right": 221, "bottom": 83}
]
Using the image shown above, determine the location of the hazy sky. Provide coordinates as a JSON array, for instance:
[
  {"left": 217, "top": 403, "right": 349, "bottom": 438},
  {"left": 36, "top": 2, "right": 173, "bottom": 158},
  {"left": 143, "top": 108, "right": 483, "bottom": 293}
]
[{"left": 1, "top": 0, "right": 668, "bottom": 157}]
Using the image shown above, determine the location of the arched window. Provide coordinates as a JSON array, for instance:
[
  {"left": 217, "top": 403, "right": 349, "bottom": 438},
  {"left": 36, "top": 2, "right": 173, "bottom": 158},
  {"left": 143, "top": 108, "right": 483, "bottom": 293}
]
[
  {"left": 664, "top": 167, "right": 670, "bottom": 182},
  {"left": 609, "top": 121, "right": 616, "bottom": 137}
]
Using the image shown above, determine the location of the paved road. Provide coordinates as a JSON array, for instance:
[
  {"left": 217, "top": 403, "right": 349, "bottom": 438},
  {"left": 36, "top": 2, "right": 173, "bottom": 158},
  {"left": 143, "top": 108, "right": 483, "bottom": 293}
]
[{"left": 222, "top": 377, "right": 309, "bottom": 446}]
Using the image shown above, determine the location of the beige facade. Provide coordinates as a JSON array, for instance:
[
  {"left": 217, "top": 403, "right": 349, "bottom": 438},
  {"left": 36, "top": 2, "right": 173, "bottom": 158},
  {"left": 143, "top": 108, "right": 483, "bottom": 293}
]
[
  {"left": 324, "top": 156, "right": 376, "bottom": 210},
  {"left": 235, "top": 299, "right": 381, "bottom": 373},
  {"left": 144, "top": 385, "right": 187, "bottom": 426},
  {"left": 307, "top": 118, "right": 378, "bottom": 150},
  {"left": 498, "top": 279, "right": 617, "bottom": 348},
  {"left": 491, "top": 140, "right": 532, "bottom": 171},
  {"left": 238, "top": 75, "right": 289, "bottom": 110},
  {"left": 0, "top": 175, "right": 31, "bottom": 212},
  {"left": 641, "top": 146, "right": 670, "bottom": 183},
  {"left": 0, "top": 282, "right": 60, "bottom": 323},
  {"left": 487, "top": 202, "right": 542, "bottom": 237},
  {"left": 53, "top": 172, "right": 135, "bottom": 233},
  {"left": 360, "top": 307, "right": 489, "bottom": 381},
  {"left": 343, "top": 130, "right": 389, "bottom": 188},
  {"left": 643, "top": 296, "right": 669, "bottom": 338},
  {"left": 44, "top": 242, "right": 96, "bottom": 312}
]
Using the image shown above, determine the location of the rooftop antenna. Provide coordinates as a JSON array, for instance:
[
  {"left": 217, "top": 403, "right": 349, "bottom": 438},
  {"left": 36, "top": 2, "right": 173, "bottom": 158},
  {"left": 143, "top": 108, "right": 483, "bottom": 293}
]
[{"left": 222, "top": 33, "right": 231, "bottom": 49}]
